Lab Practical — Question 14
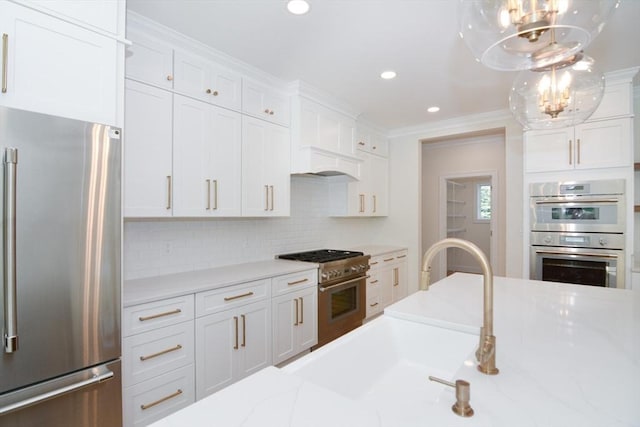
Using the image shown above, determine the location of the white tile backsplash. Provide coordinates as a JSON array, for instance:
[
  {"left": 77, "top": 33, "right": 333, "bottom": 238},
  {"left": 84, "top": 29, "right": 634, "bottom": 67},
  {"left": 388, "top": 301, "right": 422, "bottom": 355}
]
[{"left": 124, "top": 175, "right": 384, "bottom": 279}]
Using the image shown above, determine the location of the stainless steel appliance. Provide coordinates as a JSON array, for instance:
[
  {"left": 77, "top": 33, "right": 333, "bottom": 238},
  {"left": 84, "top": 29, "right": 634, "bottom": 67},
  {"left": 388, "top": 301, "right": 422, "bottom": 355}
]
[
  {"left": 278, "top": 250, "right": 369, "bottom": 349},
  {"left": 530, "top": 179, "right": 625, "bottom": 288},
  {"left": 0, "top": 107, "right": 122, "bottom": 426}
]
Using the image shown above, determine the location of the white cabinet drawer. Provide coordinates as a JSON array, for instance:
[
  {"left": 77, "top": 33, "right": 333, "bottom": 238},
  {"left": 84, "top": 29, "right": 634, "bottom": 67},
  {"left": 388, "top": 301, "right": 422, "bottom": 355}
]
[
  {"left": 123, "top": 321, "right": 194, "bottom": 387},
  {"left": 369, "top": 255, "right": 383, "bottom": 270},
  {"left": 195, "top": 279, "right": 270, "bottom": 317},
  {"left": 123, "top": 295, "right": 195, "bottom": 337},
  {"left": 123, "top": 364, "right": 195, "bottom": 427},
  {"left": 271, "top": 269, "right": 317, "bottom": 296}
]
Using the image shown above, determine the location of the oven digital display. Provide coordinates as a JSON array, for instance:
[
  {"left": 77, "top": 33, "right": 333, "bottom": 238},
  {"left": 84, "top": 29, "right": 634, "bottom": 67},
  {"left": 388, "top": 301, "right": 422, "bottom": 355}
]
[
  {"left": 551, "top": 207, "right": 598, "bottom": 220},
  {"left": 561, "top": 236, "right": 588, "bottom": 245}
]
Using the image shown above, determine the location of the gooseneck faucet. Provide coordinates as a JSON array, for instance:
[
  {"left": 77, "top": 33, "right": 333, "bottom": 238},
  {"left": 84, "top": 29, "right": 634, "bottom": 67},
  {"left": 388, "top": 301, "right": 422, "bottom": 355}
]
[{"left": 421, "top": 238, "right": 499, "bottom": 375}]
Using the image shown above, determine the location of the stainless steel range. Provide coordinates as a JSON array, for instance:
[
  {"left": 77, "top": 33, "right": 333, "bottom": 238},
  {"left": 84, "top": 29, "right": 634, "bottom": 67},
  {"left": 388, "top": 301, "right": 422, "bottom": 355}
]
[{"left": 278, "top": 249, "right": 370, "bottom": 349}]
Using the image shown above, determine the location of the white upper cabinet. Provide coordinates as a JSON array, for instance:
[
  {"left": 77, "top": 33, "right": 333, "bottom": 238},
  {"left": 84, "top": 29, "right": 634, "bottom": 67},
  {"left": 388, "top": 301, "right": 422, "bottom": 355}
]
[
  {"left": 525, "top": 118, "right": 632, "bottom": 173},
  {"left": 16, "top": 0, "right": 122, "bottom": 35},
  {"left": 0, "top": 1, "right": 118, "bottom": 124},
  {"left": 242, "top": 78, "right": 290, "bottom": 127},
  {"left": 241, "top": 116, "right": 291, "bottom": 217},
  {"left": 126, "top": 31, "right": 174, "bottom": 89},
  {"left": 356, "top": 125, "right": 389, "bottom": 157},
  {"left": 173, "top": 95, "right": 242, "bottom": 217},
  {"left": 174, "top": 50, "right": 242, "bottom": 111},
  {"left": 124, "top": 80, "right": 174, "bottom": 217}
]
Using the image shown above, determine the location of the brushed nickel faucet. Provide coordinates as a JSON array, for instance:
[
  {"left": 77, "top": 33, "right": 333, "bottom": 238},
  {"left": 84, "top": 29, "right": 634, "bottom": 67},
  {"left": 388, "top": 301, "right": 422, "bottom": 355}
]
[{"left": 420, "top": 238, "right": 499, "bottom": 375}]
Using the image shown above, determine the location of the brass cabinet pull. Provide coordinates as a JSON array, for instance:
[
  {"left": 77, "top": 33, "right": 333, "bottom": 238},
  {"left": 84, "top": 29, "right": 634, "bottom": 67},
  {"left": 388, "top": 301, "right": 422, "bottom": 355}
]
[
  {"left": 568, "top": 140, "right": 572, "bottom": 165},
  {"left": 233, "top": 316, "right": 239, "bottom": 349},
  {"left": 370, "top": 261, "right": 378, "bottom": 266},
  {"left": 264, "top": 108, "right": 269, "bottom": 114},
  {"left": 269, "top": 185, "right": 274, "bottom": 211},
  {"left": 212, "top": 179, "right": 218, "bottom": 210},
  {"left": 294, "top": 298, "right": 299, "bottom": 326},
  {"left": 299, "top": 297, "right": 304, "bottom": 324},
  {"left": 370, "top": 279, "right": 379, "bottom": 284},
  {"left": 370, "top": 302, "right": 379, "bottom": 307},
  {"left": 264, "top": 185, "right": 269, "bottom": 211},
  {"left": 166, "top": 75, "right": 173, "bottom": 81},
  {"left": 396, "top": 254, "right": 407, "bottom": 259},
  {"left": 241, "top": 314, "right": 246, "bottom": 347},
  {"left": 224, "top": 291, "right": 254, "bottom": 302},
  {"left": 287, "top": 278, "right": 308, "bottom": 286},
  {"left": 577, "top": 138, "right": 581, "bottom": 164},
  {"left": 206, "top": 179, "right": 211, "bottom": 210},
  {"left": 166, "top": 176, "right": 172, "bottom": 210},
  {"left": 359, "top": 194, "right": 365, "bottom": 213},
  {"left": 139, "top": 308, "right": 182, "bottom": 322},
  {"left": 140, "top": 389, "right": 182, "bottom": 410},
  {"left": 206, "top": 88, "right": 219, "bottom": 96},
  {"left": 373, "top": 195, "right": 377, "bottom": 213},
  {"left": 2, "top": 34, "right": 8, "bottom": 93},
  {"left": 372, "top": 146, "right": 377, "bottom": 150},
  {"left": 139, "top": 344, "right": 182, "bottom": 361},
  {"left": 383, "top": 257, "right": 394, "bottom": 262},
  {"left": 393, "top": 267, "right": 399, "bottom": 286},
  {"left": 358, "top": 141, "right": 365, "bottom": 146}
]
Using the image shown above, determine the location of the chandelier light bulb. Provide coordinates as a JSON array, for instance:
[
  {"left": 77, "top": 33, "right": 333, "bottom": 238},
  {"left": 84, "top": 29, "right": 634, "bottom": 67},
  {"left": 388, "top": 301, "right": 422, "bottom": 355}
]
[
  {"left": 509, "top": 55, "right": 604, "bottom": 129},
  {"left": 458, "top": 0, "right": 619, "bottom": 71}
]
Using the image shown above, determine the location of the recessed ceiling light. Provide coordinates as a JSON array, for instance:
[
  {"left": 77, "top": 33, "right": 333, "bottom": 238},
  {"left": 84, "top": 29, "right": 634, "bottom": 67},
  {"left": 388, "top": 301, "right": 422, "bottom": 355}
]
[
  {"left": 287, "top": 0, "right": 310, "bottom": 15},
  {"left": 380, "top": 71, "right": 397, "bottom": 80},
  {"left": 427, "top": 106, "right": 440, "bottom": 113}
]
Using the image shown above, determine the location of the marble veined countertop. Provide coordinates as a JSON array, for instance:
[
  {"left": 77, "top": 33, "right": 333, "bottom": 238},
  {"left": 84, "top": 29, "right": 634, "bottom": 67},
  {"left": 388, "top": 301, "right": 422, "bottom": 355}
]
[{"left": 151, "top": 273, "right": 640, "bottom": 427}]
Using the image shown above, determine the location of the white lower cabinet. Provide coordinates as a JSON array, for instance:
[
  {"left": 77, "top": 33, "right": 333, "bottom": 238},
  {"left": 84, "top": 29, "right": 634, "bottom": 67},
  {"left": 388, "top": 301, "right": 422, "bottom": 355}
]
[
  {"left": 365, "top": 250, "right": 408, "bottom": 320},
  {"left": 195, "top": 293, "right": 271, "bottom": 399},
  {"left": 122, "top": 295, "right": 196, "bottom": 427},
  {"left": 272, "top": 285, "right": 318, "bottom": 365}
]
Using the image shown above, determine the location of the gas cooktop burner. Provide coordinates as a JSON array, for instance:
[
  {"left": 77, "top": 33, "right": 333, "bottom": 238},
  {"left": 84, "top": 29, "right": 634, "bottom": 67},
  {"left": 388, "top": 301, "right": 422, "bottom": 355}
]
[{"left": 278, "top": 249, "right": 364, "bottom": 264}]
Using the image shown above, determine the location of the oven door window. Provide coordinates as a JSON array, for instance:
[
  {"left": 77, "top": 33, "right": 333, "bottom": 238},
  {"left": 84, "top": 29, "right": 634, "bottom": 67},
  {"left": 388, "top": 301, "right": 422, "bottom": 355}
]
[
  {"left": 551, "top": 207, "right": 598, "bottom": 220},
  {"left": 330, "top": 285, "right": 359, "bottom": 321},
  {"left": 542, "top": 258, "right": 608, "bottom": 287}
]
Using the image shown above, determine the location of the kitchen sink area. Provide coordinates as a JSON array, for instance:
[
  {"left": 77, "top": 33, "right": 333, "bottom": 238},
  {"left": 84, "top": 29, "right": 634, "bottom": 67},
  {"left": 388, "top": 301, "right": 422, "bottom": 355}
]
[{"left": 283, "top": 316, "right": 478, "bottom": 412}]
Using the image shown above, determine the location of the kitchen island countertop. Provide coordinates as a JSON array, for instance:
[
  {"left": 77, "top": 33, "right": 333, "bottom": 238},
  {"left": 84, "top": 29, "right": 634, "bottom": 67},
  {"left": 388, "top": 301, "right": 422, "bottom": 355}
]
[{"left": 150, "top": 273, "right": 640, "bottom": 426}]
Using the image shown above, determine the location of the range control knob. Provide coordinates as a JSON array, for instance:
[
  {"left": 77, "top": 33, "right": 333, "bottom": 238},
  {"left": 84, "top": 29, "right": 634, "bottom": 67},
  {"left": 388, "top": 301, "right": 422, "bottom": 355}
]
[
  {"left": 599, "top": 238, "right": 608, "bottom": 246},
  {"left": 543, "top": 235, "right": 552, "bottom": 244},
  {"left": 321, "top": 272, "right": 328, "bottom": 280}
]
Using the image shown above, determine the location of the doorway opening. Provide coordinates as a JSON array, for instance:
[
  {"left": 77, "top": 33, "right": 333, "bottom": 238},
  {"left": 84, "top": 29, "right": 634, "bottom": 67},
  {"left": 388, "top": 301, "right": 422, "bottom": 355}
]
[{"left": 440, "top": 173, "right": 497, "bottom": 277}]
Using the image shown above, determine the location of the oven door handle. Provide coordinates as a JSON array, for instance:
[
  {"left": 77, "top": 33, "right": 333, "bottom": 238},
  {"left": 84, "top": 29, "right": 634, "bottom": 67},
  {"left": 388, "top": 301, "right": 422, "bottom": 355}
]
[
  {"left": 534, "top": 198, "right": 619, "bottom": 205},
  {"left": 534, "top": 250, "right": 619, "bottom": 259},
  {"left": 319, "top": 275, "right": 369, "bottom": 292}
]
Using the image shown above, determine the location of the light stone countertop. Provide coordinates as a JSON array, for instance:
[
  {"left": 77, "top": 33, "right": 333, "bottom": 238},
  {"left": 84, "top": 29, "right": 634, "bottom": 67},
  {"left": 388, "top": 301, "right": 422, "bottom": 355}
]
[
  {"left": 150, "top": 273, "right": 640, "bottom": 426},
  {"left": 123, "top": 259, "right": 319, "bottom": 307},
  {"left": 348, "top": 244, "right": 407, "bottom": 257}
]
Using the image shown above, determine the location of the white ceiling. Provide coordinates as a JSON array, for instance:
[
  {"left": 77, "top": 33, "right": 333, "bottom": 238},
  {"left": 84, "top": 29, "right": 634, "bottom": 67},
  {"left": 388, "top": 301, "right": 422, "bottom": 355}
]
[{"left": 126, "top": 0, "right": 640, "bottom": 130}]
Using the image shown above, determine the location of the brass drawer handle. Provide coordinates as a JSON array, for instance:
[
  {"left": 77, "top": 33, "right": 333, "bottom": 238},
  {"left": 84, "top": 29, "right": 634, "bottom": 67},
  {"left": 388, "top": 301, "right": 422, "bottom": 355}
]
[
  {"left": 396, "top": 254, "right": 407, "bottom": 259},
  {"left": 166, "top": 176, "right": 172, "bottom": 210},
  {"left": 370, "top": 302, "right": 379, "bottom": 307},
  {"left": 287, "top": 278, "right": 308, "bottom": 286},
  {"left": 166, "top": 75, "right": 173, "bottom": 81},
  {"left": 224, "top": 291, "right": 254, "bottom": 302},
  {"left": 241, "top": 314, "right": 246, "bottom": 347},
  {"left": 294, "top": 298, "right": 299, "bottom": 326},
  {"left": 370, "top": 261, "right": 378, "bottom": 265},
  {"left": 383, "top": 257, "right": 394, "bottom": 262},
  {"left": 2, "top": 34, "right": 8, "bottom": 93},
  {"left": 138, "top": 308, "right": 182, "bottom": 322},
  {"left": 139, "top": 344, "right": 182, "bottom": 361},
  {"left": 140, "top": 389, "right": 183, "bottom": 410},
  {"left": 358, "top": 141, "right": 365, "bottom": 146},
  {"left": 299, "top": 296, "right": 304, "bottom": 324},
  {"left": 370, "top": 279, "right": 379, "bottom": 284},
  {"left": 233, "top": 316, "right": 239, "bottom": 349}
]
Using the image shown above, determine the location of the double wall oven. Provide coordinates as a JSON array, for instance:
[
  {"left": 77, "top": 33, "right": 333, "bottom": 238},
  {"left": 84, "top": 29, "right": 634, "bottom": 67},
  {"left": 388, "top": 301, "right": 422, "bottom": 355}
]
[
  {"left": 530, "top": 180, "right": 625, "bottom": 288},
  {"left": 278, "top": 250, "right": 369, "bottom": 349}
]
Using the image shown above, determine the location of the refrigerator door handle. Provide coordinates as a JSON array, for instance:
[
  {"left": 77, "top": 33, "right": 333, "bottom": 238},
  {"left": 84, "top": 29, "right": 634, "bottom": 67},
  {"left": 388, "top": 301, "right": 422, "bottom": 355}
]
[
  {"left": 3, "top": 147, "right": 18, "bottom": 353},
  {"left": 0, "top": 364, "right": 114, "bottom": 416}
]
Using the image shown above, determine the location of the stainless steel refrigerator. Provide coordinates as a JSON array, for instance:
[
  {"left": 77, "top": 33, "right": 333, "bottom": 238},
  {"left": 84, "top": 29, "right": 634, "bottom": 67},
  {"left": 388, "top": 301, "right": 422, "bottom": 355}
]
[{"left": 0, "top": 106, "right": 122, "bottom": 426}]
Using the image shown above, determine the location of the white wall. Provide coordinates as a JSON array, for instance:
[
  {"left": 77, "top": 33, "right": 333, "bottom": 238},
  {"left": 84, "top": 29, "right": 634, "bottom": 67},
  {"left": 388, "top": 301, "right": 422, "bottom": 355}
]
[
  {"left": 124, "top": 175, "right": 387, "bottom": 280},
  {"left": 381, "top": 111, "right": 524, "bottom": 294}
]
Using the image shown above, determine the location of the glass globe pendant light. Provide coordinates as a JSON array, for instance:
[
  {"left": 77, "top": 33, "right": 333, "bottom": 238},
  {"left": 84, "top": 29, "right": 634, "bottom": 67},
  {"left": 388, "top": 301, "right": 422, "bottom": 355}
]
[
  {"left": 508, "top": 54, "right": 605, "bottom": 129},
  {"left": 458, "top": 0, "right": 619, "bottom": 71}
]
